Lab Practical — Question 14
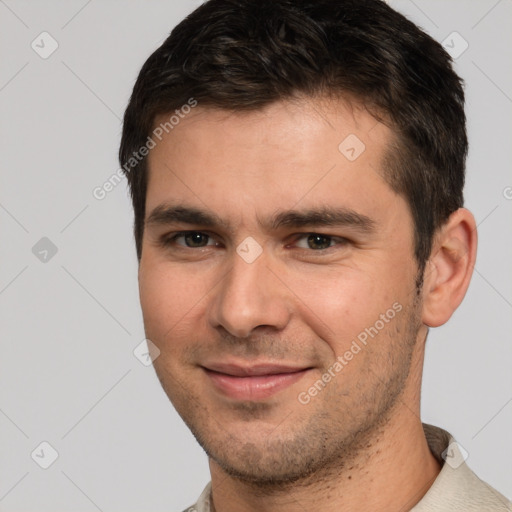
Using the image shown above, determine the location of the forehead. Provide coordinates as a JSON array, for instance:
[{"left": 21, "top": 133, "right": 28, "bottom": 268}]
[
  {"left": 150, "top": 95, "right": 391, "bottom": 160},
  {"left": 145, "top": 96, "right": 399, "bottom": 223}
]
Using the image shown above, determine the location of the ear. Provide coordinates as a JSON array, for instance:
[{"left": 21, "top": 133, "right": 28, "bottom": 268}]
[{"left": 421, "top": 208, "right": 477, "bottom": 327}]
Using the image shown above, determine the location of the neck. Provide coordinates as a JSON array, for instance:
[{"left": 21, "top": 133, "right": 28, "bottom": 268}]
[{"left": 208, "top": 343, "right": 441, "bottom": 512}]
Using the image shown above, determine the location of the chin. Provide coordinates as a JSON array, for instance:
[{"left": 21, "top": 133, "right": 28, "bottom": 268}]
[
  {"left": 210, "top": 448, "right": 321, "bottom": 486},
  {"left": 191, "top": 419, "right": 344, "bottom": 488}
]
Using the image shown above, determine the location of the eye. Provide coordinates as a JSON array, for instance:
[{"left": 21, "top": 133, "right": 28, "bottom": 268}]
[
  {"left": 164, "top": 231, "right": 218, "bottom": 248},
  {"left": 293, "top": 233, "right": 347, "bottom": 250}
]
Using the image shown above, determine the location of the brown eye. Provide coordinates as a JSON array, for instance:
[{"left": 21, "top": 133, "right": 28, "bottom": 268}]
[
  {"left": 305, "top": 234, "right": 333, "bottom": 250},
  {"left": 163, "top": 231, "right": 216, "bottom": 248},
  {"left": 291, "top": 233, "right": 349, "bottom": 253},
  {"left": 294, "top": 234, "right": 334, "bottom": 250},
  {"left": 182, "top": 232, "right": 210, "bottom": 247}
]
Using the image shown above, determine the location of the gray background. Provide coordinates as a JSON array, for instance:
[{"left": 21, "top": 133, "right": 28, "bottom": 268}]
[{"left": 0, "top": 0, "right": 511, "bottom": 510}]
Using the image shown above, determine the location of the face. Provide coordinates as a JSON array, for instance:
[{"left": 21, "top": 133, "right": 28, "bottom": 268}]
[{"left": 139, "top": 97, "right": 424, "bottom": 484}]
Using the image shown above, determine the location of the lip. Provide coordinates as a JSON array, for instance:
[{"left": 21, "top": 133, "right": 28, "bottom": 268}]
[{"left": 202, "top": 362, "right": 311, "bottom": 400}]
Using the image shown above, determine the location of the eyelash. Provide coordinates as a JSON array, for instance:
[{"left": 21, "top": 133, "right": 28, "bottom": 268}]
[{"left": 160, "top": 231, "right": 349, "bottom": 253}]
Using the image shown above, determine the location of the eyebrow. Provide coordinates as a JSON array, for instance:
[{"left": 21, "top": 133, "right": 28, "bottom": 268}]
[
  {"left": 145, "top": 204, "right": 376, "bottom": 234},
  {"left": 146, "top": 205, "right": 230, "bottom": 230}
]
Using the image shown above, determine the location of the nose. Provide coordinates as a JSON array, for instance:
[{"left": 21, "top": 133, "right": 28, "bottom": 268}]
[{"left": 209, "top": 246, "right": 292, "bottom": 339}]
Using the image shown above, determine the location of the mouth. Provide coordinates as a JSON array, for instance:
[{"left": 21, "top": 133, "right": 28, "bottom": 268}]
[{"left": 202, "top": 362, "right": 312, "bottom": 400}]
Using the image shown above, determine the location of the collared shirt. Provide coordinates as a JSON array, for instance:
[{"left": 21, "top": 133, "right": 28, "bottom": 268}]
[{"left": 182, "top": 423, "right": 511, "bottom": 512}]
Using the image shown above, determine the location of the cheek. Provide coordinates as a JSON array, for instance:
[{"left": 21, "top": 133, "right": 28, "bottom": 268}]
[
  {"left": 285, "top": 266, "right": 400, "bottom": 350},
  {"left": 138, "top": 260, "right": 214, "bottom": 344},
  {"left": 139, "top": 264, "right": 184, "bottom": 336}
]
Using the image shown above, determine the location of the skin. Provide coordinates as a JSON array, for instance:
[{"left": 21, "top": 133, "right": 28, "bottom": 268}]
[{"left": 139, "top": 96, "right": 477, "bottom": 511}]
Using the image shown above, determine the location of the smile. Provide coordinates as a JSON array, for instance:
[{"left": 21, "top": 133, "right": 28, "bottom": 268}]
[{"left": 202, "top": 363, "right": 311, "bottom": 400}]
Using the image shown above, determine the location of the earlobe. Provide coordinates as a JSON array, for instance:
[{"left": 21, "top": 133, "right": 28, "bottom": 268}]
[{"left": 421, "top": 208, "right": 478, "bottom": 327}]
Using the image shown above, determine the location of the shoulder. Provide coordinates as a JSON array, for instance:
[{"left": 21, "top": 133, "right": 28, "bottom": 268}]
[
  {"left": 181, "top": 482, "right": 212, "bottom": 512},
  {"left": 414, "top": 424, "right": 511, "bottom": 511}
]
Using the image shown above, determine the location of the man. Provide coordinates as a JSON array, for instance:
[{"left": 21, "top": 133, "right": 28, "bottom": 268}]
[{"left": 119, "top": 0, "right": 511, "bottom": 510}]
